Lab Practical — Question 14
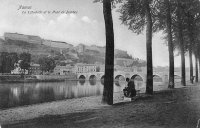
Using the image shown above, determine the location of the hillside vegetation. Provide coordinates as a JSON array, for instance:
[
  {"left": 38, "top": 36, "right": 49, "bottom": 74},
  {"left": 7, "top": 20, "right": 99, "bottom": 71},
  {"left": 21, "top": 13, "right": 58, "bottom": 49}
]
[{"left": 0, "top": 37, "right": 146, "bottom": 67}]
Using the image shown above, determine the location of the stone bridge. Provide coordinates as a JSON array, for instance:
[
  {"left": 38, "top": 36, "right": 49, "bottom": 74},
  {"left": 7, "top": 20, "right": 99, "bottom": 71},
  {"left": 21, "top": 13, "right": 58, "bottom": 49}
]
[
  {"left": 76, "top": 69, "right": 199, "bottom": 92},
  {"left": 78, "top": 71, "right": 166, "bottom": 82},
  {"left": 77, "top": 69, "right": 195, "bottom": 84}
]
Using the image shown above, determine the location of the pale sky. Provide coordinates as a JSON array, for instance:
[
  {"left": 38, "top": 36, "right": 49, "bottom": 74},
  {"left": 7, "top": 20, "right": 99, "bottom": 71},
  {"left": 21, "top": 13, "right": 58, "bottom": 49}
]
[{"left": 0, "top": 0, "right": 194, "bottom": 67}]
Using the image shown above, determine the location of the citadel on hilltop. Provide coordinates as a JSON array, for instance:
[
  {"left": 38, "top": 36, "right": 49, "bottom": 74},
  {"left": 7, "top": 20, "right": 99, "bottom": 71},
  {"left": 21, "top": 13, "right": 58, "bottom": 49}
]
[
  {"left": 4, "top": 32, "right": 42, "bottom": 45},
  {"left": 4, "top": 32, "right": 73, "bottom": 49}
]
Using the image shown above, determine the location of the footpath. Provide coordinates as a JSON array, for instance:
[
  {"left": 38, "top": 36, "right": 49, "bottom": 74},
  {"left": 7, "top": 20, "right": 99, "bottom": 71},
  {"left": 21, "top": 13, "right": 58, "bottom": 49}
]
[{"left": 1, "top": 83, "right": 200, "bottom": 128}]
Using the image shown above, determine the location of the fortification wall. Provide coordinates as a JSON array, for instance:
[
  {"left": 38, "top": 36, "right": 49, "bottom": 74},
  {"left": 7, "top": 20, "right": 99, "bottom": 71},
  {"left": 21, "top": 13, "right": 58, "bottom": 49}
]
[{"left": 4, "top": 33, "right": 42, "bottom": 44}]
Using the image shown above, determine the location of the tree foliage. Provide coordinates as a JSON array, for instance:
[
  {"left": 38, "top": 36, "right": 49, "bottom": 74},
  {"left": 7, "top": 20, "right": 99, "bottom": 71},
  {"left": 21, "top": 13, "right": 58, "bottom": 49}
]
[
  {"left": 0, "top": 52, "right": 18, "bottom": 73},
  {"left": 19, "top": 52, "right": 31, "bottom": 73},
  {"left": 38, "top": 57, "right": 56, "bottom": 73},
  {"left": 118, "top": 0, "right": 154, "bottom": 94}
]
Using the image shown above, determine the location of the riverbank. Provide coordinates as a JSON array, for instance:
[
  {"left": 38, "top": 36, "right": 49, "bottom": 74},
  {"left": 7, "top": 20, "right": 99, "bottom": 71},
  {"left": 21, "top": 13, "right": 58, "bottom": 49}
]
[
  {"left": 1, "top": 83, "right": 199, "bottom": 128},
  {"left": 0, "top": 78, "right": 78, "bottom": 83},
  {"left": 0, "top": 92, "right": 110, "bottom": 124},
  {"left": 0, "top": 74, "right": 77, "bottom": 83}
]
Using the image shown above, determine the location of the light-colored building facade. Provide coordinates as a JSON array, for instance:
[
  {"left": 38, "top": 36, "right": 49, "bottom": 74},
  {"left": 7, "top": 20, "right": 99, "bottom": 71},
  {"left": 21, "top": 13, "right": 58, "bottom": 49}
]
[
  {"left": 54, "top": 65, "right": 74, "bottom": 75},
  {"left": 97, "top": 65, "right": 144, "bottom": 73},
  {"left": 74, "top": 63, "right": 96, "bottom": 73},
  {"left": 29, "top": 63, "right": 41, "bottom": 75}
]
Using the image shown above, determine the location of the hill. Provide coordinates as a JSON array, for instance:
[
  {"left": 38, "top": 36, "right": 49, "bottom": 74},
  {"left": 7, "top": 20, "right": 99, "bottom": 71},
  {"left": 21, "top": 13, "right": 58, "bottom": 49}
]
[{"left": 0, "top": 32, "right": 146, "bottom": 66}]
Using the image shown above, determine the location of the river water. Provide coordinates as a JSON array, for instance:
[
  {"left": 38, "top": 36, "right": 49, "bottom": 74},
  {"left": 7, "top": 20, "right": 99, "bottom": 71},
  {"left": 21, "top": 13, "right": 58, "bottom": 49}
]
[{"left": 0, "top": 78, "right": 168, "bottom": 109}]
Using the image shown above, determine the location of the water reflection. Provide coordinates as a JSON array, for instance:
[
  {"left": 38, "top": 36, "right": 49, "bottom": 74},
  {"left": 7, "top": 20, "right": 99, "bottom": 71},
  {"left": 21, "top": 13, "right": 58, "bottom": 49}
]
[
  {"left": 89, "top": 79, "right": 96, "bottom": 85},
  {"left": 100, "top": 79, "right": 104, "bottom": 85},
  {"left": 0, "top": 78, "right": 167, "bottom": 109},
  {"left": 79, "top": 79, "right": 85, "bottom": 85},
  {"left": 0, "top": 80, "right": 127, "bottom": 109}
]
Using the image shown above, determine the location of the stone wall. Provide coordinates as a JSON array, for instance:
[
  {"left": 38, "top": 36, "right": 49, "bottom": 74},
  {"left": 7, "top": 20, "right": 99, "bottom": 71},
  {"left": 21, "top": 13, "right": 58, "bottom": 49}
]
[{"left": 34, "top": 74, "right": 77, "bottom": 80}]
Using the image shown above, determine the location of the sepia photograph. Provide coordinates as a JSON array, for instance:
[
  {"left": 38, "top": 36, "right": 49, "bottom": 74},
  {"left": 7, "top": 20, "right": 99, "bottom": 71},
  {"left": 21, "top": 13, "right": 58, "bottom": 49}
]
[{"left": 0, "top": 0, "right": 200, "bottom": 127}]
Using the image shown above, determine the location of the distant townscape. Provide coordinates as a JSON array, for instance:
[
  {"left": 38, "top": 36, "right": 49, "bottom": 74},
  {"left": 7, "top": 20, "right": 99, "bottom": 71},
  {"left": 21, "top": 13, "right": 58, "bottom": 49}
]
[{"left": 0, "top": 32, "right": 146, "bottom": 76}]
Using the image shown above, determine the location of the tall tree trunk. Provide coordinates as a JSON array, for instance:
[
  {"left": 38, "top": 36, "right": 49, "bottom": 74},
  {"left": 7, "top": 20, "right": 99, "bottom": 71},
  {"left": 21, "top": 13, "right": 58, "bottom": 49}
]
[
  {"left": 189, "top": 48, "right": 193, "bottom": 83},
  {"left": 199, "top": 55, "right": 200, "bottom": 73},
  {"left": 165, "top": 0, "right": 174, "bottom": 88},
  {"left": 187, "top": 12, "right": 194, "bottom": 84},
  {"left": 145, "top": 1, "right": 153, "bottom": 95},
  {"left": 102, "top": 0, "right": 114, "bottom": 105},
  {"left": 195, "top": 53, "right": 198, "bottom": 82},
  {"left": 199, "top": 55, "right": 200, "bottom": 79},
  {"left": 177, "top": 0, "right": 186, "bottom": 86}
]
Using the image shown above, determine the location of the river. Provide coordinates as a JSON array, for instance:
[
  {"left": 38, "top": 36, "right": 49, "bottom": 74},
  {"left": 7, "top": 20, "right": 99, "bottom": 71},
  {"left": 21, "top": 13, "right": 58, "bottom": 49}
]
[{"left": 0, "top": 77, "right": 168, "bottom": 110}]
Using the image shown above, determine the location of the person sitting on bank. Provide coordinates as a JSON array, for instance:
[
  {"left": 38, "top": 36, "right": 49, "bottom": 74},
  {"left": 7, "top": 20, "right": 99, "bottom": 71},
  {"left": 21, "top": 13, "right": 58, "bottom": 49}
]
[{"left": 123, "top": 78, "right": 136, "bottom": 98}]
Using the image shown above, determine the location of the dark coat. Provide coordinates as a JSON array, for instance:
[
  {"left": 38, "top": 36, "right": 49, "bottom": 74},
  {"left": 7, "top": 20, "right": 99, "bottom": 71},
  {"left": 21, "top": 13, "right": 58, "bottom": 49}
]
[
  {"left": 123, "top": 81, "right": 136, "bottom": 97},
  {"left": 127, "top": 81, "right": 135, "bottom": 89}
]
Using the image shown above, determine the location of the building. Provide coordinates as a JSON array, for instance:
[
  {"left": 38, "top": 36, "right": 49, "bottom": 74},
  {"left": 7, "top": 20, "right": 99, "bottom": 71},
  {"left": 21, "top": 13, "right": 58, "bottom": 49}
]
[
  {"left": 74, "top": 63, "right": 96, "bottom": 73},
  {"left": 4, "top": 32, "right": 42, "bottom": 44},
  {"left": 95, "top": 64, "right": 145, "bottom": 73},
  {"left": 54, "top": 65, "right": 74, "bottom": 75},
  {"left": 29, "top": 63, "right": 41, "bottom": 75}
]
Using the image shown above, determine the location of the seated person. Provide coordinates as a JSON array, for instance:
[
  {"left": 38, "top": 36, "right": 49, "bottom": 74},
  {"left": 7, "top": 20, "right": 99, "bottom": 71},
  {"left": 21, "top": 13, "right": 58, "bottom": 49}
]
[{"left": 123, "top": 78, "right": 136, "bottom": 98}]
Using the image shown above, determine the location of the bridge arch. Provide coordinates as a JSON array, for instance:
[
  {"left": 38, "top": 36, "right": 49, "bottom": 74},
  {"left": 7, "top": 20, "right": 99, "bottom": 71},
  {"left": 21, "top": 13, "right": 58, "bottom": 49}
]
[
  {"left": 89, "top": 75, "right": 97, "bottom": 80},
  {"left": 79, "top": 75, "right": 86, "bottom": 80},
  {"left": 153, "top": 75, "right": 163, "bottom": 82},
  {"left": 115, "top": 75, "right": 125, "bottom": 81},
  {"left": 174, "top": 75, "right": 181, "bottom": 82},
  {"left": 131, "top": 74, "right": 143, "bottom": 81},
  {"left": 100, "top": 75, "right": 105, "bottom": 80},
  {"left": 100, "top": 75, "right": 105, "bottom": 85},
  {"left": 174, "top": 75, "right": 181, "bottom": 78},
  {"left": 131, "top": 74, "right": 144, "bottom": 89}
]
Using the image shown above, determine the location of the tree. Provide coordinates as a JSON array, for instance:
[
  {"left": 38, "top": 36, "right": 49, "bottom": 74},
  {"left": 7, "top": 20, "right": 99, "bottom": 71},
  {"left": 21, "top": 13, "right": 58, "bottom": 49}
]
[
  {"left": 101, "top": 0, "right": 115, "bottom": 105},
  {"left": 119, "top": 0, "right": 154, "bottom": 94},
  {"left": 0, "top": 52, "right": 19, "bottom": 73},
  {"left": 38, "top": 57, "right": 56, "bottom": 74},
  {"left": 187, "top": 13, "right": 195, "bottom": 83},
  {"left": 19, "top": 52, "right": 31, "bottom": 74},
  {"left": 153, "top": 0, "right": 175, "bottom": 88},
  {"left": 174, "top": 0, "right": 200, "bottom": 84},
  {"left": 164, "top": 0, "right": 175, "bottom": 88},
  {"left": 9, "top": 52, "right": 19, "bottom": 71},
  {"left": 198, "top": 43, "right": 200, "bottom": 82},
  {"left": 180, "top": 0, "right": 200, "bottom": 84},
  {"left": 176, "top": 0, "right": 186, "bottom": 86},
  {"left": 145, "top": 0, "right": 153, "bottom": 94},
  {"left": 195, "top": 53, "right": 198, "bottom": 82},
  {"left": 152, "top": 0, "right": 200, "bottom": 86}
]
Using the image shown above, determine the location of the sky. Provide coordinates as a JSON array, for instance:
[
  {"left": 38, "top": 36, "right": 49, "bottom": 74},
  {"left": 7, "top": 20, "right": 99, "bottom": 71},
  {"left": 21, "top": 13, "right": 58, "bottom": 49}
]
[{"left": 0, "top": 0, "right": 195, "bottom": 67}]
